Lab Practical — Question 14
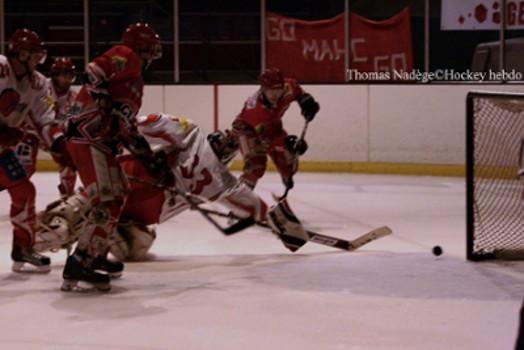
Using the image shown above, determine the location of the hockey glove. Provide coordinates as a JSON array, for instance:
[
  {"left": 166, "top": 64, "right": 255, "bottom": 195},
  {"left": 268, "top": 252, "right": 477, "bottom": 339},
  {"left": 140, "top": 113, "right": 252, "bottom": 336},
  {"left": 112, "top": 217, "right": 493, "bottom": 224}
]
[
  {"left": 284, "top": 135, "right": 308, "bottom": 155},
  {"left": 0, "top": 89, "right": 21, "bottom": 117},
  {"left": 50, "top": 135, "right": 75, "bottom": 169},
  {"left": 297, "top": 93, "right": 319, "bottom": 121}
]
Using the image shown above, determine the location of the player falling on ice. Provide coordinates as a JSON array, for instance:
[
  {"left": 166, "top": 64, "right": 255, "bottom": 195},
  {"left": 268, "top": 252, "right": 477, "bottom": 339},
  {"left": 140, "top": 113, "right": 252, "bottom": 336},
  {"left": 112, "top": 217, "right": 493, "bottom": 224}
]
[
  {"left": 60, "top": 23, "right": 169, "bottom": 292},
  {"left": 35, "top": 112, "right": 325, "bottom": 260},
  {"left": 232, "top": 68, "right": 319, "bottom": 193},
  {"left": 0, "top": 29, "right": 70, "bottom": 273},
  {"left": 35, "top": 111, "right": 392, "bottom": 260}
]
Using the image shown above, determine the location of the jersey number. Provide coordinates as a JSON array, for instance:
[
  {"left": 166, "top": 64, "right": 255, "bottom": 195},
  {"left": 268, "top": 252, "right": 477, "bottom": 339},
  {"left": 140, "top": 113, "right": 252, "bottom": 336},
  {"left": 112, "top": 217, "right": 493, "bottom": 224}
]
[{"left": 179, "top": 154, "right": 212, "bottom": 195}]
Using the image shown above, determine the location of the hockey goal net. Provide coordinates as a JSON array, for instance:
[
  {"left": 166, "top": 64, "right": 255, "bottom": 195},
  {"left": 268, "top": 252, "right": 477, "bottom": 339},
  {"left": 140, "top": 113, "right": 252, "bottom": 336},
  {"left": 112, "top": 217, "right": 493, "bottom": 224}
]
[{"left": 467, "top": 91, "right": 524, "bottom": 260}]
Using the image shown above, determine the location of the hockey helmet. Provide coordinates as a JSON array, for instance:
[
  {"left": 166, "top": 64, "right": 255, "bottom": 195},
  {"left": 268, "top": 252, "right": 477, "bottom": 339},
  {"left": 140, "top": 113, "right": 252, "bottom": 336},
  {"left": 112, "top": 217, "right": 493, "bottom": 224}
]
[
  {"left": 8, "top": 28, "right": 47, "bottom": 63},
  {"left": 51, "top": 57, "right": 76, "bottom": 75},
  {"left": 122, "top": 22, "right": 162, "bottom": 60},
  {"left": 259, "top": 68, "right": 285, "bottom": 89}
]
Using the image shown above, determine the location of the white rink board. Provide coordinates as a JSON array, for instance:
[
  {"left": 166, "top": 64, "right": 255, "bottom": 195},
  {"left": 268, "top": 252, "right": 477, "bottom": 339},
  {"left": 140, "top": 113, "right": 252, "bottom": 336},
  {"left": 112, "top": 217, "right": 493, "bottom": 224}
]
[
  {"left": 218, "top": 85, "right": 370, "bottom": 162},
  {"left": 37, "top": 84, "right": 524, "bottom": 165},
  {"left": 369, "top": 84, "right": 524, "bottom": 164},
  {"left": 163, "top": 85, "right": 215, "bottom": 134}
]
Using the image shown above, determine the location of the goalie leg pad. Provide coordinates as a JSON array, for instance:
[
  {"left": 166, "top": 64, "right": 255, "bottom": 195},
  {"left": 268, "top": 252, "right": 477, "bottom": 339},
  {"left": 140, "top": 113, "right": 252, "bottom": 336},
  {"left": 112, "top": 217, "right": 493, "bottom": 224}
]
[
  {"left": 267, "top": 199, "right": 309, "bottom": 252},
  {"left": 109, "top": 222, "right": 156, "bottom": 261}
]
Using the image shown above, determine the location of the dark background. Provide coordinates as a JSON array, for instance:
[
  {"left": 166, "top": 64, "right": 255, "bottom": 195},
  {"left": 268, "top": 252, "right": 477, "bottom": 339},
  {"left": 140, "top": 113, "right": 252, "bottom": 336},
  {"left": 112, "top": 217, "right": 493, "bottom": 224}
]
[{"left": 5, "top": 0, "right": 523, "bottom": 83}]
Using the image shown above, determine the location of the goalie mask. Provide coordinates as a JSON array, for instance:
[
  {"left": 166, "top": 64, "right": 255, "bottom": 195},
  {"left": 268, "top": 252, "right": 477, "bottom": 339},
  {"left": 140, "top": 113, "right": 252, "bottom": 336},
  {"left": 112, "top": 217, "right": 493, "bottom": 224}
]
[
  {"left": 208, "top": 129, "right": 239, "bottom": 165},
  {"left": 33, "top": 193, "right": 89, "bottom": 253},
  {"left": 34, "top": 215, "right": 71, "bottom": 253}
]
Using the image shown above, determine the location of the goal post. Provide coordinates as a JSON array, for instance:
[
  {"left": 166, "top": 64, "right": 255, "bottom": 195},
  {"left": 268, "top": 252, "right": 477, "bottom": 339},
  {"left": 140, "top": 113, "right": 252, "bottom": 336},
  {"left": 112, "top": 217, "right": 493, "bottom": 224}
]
[{"left": 466, "top": 91, "right": 524, "bottom": 261}]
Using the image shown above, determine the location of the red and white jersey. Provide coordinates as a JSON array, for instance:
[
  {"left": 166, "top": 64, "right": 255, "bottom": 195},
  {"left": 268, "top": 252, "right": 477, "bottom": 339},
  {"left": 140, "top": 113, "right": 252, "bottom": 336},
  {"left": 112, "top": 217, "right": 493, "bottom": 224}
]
[
  {"left": 137, "top": 113, "right": 235, "bottom": 200},
  {"left": 135, "top": 113, "right": 267, "bottom": 223},
  {"left": 48, "top": 78, "right": 77, "bottom": 123},
  {"left": 234, "top": 78, "right": 304, "bottom": 141},
  {"left": 67, "top": 45, "right": 143, "bottom": 147},
  {"left": 0, "top": 55, "right": 60, "bottom": 152}
]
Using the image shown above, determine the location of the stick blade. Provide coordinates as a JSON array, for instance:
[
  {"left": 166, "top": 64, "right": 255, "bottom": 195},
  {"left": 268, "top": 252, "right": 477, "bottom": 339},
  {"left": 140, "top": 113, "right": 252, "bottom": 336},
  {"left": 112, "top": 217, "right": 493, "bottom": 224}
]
[
  {"left": 347, "top": 226, "right": 392, "bottom": 251},
  {"left": 223, "top": 217, "right": 256, "bottom": 235}
]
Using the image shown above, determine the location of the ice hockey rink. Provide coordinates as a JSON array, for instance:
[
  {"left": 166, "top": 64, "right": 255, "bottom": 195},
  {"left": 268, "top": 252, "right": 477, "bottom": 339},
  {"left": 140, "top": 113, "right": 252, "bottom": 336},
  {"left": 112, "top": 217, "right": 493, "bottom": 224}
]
[{"left": 0, "top": 171, "right": 522, "bottom": 350}]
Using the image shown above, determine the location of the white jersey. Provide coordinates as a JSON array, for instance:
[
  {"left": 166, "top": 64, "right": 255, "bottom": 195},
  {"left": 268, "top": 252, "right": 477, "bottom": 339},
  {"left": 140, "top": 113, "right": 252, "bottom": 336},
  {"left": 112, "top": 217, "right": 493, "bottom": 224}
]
[
  {"left": 0, "top": 55, "right": 60, "bottom": 152},
  {"left": 136, "top": 113, "right": 267, "bottom": 223},
  {"left": 137, "top": 113, "right": 236, "bottom": 199},
  {"left": 48, "top": 78, "right": 77, "bottom": 122}
]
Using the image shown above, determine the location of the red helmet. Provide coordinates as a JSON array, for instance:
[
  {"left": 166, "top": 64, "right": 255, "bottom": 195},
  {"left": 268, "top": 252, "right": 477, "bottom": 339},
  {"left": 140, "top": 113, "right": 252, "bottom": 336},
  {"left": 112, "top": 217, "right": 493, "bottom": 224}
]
[
  {"left": 122, "top": 23, "right": 162, "bottom": 59},
  {"left": 8, "top": 28, "right": 46, "bottom": 55},
  {"left": 51, "top": 57, "right": 76, "bottom": 75},
  {"left": 259, "top": 68, "right": 285, "bottom": 89}
]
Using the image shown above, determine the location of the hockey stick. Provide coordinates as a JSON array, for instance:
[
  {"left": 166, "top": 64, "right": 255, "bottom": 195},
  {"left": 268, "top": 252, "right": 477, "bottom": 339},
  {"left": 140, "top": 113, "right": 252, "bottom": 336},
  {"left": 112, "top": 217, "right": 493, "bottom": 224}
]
[
  {"left": 278, "top": 119, "right": 310, "bottom": 201},
  {"left": 126, "top": 175, "right": 251, "bottom": 235},
  {"left": 127, "top": 176, "right": 392, "bottom": 251},
  {"left": 198, "top": 206, "right": 392, "bottom": 252}
]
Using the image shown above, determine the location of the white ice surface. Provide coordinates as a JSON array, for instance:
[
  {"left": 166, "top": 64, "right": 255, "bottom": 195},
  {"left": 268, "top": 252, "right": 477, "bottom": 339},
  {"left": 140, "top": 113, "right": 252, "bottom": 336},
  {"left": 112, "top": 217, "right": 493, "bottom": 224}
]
[{"left": 0, "top": 172, "right": 522, "bottom": 350}]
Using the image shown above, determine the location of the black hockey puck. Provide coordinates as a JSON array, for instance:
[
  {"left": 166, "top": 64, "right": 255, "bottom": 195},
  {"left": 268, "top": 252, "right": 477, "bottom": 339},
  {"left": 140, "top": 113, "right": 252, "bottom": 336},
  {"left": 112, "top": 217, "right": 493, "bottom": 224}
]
[{"left": 432, "top": 245, "right": 443, "bottom": 256}]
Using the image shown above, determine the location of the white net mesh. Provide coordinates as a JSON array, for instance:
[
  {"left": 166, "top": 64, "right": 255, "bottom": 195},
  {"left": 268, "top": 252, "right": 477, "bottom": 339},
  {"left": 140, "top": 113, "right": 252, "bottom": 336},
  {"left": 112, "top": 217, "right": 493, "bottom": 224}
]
[{"left": 470, "top": 93, "right": 524, "bottom": 259}]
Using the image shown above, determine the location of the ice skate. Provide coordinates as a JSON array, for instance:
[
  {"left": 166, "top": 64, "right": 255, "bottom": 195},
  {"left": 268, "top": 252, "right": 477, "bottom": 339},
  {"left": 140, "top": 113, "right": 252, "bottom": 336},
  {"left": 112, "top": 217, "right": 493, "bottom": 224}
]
[
  {"left": 92, "top": 256, "right": 124, "bottom": 279},
  {"left": 11, "top": 246, "right": 51, "bottom": 273},
  {"left": 61, "top": 254, "right": 111, "bottom": 292}
]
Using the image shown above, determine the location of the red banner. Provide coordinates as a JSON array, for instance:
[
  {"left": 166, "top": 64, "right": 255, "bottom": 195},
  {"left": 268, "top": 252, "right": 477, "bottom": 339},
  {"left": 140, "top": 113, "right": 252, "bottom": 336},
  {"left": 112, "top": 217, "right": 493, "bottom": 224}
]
[
  {"left": 265, "top": 8, "right": 413, "bottom": 82},
  {"left": 350, "top": 8, "right": 413, "bottom": 76},
  {"left": 266, "top": 12, "right": 345, "bottom": 82}
]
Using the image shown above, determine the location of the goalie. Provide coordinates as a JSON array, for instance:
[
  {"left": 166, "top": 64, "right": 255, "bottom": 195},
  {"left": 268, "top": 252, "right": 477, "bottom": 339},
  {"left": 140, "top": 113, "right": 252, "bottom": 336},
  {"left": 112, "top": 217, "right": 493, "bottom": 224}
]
[{"left": 35, "top": 113, "right": 311, "bottom": 262}]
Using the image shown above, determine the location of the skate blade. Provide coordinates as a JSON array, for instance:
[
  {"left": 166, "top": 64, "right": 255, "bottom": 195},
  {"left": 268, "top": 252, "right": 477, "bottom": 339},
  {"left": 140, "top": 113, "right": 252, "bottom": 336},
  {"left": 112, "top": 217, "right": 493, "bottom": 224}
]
[
  {"left": 61, "top": 279, "right": 111, "bottom": 293},
  {"left": 93, "top": 269, "right": 123, "bottom": 279},
  {"left": 101, "top": 270, "right": 122, "bottom": 280},
  {"left": 12, "top": 262, "right": 51, "bottom": 274},
  {"left": 108, "top": 271, "right": 122, "bottom": 279}
]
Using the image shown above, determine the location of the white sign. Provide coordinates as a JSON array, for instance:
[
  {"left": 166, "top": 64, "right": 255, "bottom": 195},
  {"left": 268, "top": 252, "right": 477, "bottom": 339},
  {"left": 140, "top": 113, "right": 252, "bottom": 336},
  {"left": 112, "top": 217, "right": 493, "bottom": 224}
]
[{"left": 441, "top": 0, "right": 524, "bottom": 30}]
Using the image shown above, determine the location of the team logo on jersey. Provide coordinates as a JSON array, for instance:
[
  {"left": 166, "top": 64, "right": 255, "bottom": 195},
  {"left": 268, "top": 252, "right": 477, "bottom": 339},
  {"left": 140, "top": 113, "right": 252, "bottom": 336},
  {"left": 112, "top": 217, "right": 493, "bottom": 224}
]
[
  {"left": 111, "top": 55, "right": 127, "bottom": 72},
  {"left": 43, "top": 95, "right": 55, "bottom": 108}
]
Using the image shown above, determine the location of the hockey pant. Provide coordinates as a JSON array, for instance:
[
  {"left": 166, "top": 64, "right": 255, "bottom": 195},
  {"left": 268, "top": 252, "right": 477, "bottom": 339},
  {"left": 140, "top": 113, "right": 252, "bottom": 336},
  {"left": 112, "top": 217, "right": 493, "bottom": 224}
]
[
  {"left": 0, "top": 149, "right": 37, "bottom": 248},
  {"left": 237, "top": 132, "right": 298, "bottom": 189}
]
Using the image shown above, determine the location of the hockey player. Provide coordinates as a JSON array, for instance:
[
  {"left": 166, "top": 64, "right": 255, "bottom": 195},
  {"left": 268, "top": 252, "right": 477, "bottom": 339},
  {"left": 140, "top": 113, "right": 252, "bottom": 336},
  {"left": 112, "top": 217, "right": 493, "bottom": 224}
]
[
  {"left": 113, "top": 113, "right": 269, "bottom": 259},
  {"left": 37, "top": 112, "right": 316, "bottom": 259},
  {"left": 49, "top": 57, "right": 78, "bottom": 196},
  {"left": 0, "top": 28, "right": 68, "bottom": 273},
  {"left": 124, "top": 113, "right": 267, "bottom": 220},
  {"left": 15, "top": 58, "right": 76, "bottom": 180},
  {"left": 35, "top": 113, "right": 268, "bottom": 260},
  {"left": 15, "top": 57, "right": 78, "bottom": 195},
  {"left": 232, "top": 68, "right": 319, "bottom": 190},
  {"left": 61, "top": 23, "right": 166, "bottom": 292}
]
